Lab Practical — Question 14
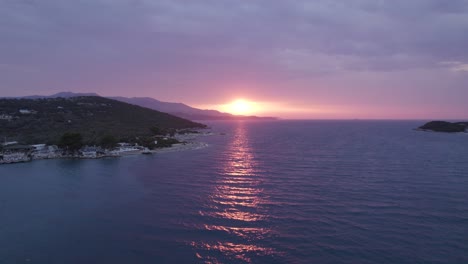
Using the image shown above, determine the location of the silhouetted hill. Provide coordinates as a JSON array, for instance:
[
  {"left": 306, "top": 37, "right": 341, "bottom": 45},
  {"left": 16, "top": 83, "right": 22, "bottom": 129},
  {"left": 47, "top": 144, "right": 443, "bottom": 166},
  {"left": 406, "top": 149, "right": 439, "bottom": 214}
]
[
  {"left": 21, "top": 92, "right": 100, "bottom": 99},
  {"left": 108, "top": 96, "right": 222, "bottom": 117},
  {"left": 0, "top": 96, "right": 206, "bottom": 144},
  {"left": 108, "top": 96, "right": 277, "bottom": 120},
  {"left": 10, "top": 92, "right": 277, "bottom": 121}
]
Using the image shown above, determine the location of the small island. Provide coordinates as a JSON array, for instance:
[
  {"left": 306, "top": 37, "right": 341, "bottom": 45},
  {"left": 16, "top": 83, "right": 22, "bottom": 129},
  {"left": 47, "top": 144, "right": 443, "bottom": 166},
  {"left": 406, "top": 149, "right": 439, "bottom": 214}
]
[
  {"left": 417, "top": 121, "right": 468, "bottom": 133},
  {"left": 0, "top": 96, "right": 207, "bottom": 164}
]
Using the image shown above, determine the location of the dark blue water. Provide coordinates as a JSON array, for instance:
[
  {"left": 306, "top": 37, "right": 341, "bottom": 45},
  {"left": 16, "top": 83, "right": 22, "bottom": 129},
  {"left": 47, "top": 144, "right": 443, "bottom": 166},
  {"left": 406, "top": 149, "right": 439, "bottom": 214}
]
[{"left": 1, "top": 121, "right": 467, "bottom": 264}]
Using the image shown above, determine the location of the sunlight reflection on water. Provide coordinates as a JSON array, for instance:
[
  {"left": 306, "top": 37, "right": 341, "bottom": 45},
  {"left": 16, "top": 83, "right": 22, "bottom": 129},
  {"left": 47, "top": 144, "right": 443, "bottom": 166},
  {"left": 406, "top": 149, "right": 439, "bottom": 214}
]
[
  {"left": 3, "top": 121, "right": 468, "bottom": 263},
  {"left": 193, "top": 123, "right": 279, "bottom": 263}
]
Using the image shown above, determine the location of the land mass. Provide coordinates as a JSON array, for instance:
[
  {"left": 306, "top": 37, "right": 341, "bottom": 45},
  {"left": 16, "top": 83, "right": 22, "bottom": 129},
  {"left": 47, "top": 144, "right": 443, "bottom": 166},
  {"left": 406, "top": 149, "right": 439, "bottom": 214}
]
[
  {"left": 0, "top": 96, "right": 206, "bottom": 145},
  {"left": 418, "top": 121, "right": 468, "bottom": 133},
  {"left": 110, "top": 96, "right": 277, "bottom": 120},
  {"left": 17, "top": 92, "right": 278, "bottom": 121}
]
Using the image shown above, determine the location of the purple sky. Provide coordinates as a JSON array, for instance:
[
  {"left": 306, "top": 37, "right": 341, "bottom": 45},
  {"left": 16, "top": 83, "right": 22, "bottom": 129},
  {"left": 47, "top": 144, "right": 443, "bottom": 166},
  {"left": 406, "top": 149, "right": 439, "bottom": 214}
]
[{"left": 1, "top": 0, "right": 468, "bottom": 119}]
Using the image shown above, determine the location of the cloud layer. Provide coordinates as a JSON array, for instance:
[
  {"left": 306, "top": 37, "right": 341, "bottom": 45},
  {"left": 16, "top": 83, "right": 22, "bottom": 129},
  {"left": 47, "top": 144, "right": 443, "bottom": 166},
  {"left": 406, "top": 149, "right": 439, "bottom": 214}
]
[{"left": 1, "top": 0, "right": 467, "bottom": 118}]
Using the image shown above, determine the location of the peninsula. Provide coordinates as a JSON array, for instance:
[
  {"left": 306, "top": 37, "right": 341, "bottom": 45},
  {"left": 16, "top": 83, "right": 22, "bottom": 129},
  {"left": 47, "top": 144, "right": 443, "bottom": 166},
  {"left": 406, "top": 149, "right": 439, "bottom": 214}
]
[{"left": 0, "top": 96, "right": 207, "bottom": 164}]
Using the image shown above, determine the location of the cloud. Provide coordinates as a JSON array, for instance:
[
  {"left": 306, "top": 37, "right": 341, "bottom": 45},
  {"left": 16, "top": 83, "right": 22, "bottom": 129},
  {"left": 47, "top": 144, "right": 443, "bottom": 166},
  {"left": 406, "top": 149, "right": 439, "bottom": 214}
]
[
  {"left": 0, "top": 0, "right": 467, "bottom": 118},
  {"left": 2, "top": 0, "right": 468, "bottom": 73},
  {"left": 453, "top": 64, "right": 468, "bottom": 72},
  {"left": 440, "top": 61, "right": 468, "bottom": 72}
]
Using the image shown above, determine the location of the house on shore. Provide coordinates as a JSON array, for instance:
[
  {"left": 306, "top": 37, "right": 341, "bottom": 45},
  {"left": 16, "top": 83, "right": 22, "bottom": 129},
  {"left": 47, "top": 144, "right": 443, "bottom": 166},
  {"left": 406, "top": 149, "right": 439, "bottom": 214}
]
[
  {"left": 0, "top": 114, "right": 13, "bottom": 121},
  {"left": 0, "top": 144, "right": 33, "bottom": 164},
  {"left": 2, "top": 141, "right": 19, "bottom": 147},
  {"left": 19, "top": 109, "right": 37, "bottom": 115},
  {"left": 2, "top": 144, "right": 34, "bottom": 153},
  {"left": 31, "top": 144, "right": 47, "bottom": 151}
]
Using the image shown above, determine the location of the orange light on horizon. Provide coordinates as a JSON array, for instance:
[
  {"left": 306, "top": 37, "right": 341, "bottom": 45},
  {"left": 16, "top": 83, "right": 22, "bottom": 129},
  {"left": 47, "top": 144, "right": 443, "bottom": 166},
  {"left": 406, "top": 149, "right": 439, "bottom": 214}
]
[
  {"left": 196, "top": 99, "right": 336, "bottom": 118},
  {"left": 223, "top": 99, "right": 257, "bottom": 115}
]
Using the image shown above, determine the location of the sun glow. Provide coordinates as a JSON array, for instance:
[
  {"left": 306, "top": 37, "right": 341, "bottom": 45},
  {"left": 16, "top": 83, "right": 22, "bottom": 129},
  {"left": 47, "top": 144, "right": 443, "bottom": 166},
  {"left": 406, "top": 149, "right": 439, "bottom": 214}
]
[{"left": 226, "top": 99, "right": 255, "bottom": 115}]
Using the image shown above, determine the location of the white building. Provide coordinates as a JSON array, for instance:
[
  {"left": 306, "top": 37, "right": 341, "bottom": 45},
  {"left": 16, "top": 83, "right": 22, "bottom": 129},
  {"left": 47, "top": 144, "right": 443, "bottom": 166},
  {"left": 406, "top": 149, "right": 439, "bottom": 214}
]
[
  {"left": 2, "top": 141, "right": 18, "bottom": 146},
  {"left": 19, "top": 109, "right": 38, "bottom": 114},
  {"left": 31, "top": 144, "right": 47, "bottom": 151},
  {"left": 0, "top": 114, "right": 12, "bottom": 120}
]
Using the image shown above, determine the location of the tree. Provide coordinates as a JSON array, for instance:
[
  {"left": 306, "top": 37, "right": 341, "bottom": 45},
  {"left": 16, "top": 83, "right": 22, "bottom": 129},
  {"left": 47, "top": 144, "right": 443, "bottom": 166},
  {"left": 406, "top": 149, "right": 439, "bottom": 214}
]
[
  {"left": 58, "top": 132, "right": 83, "bottom": 152},
  {"left": 100, "top": 134, "right": 117, "bottom": 149},
  {"left": 150, "top": 126, "right": 162, "bottom": 135}
]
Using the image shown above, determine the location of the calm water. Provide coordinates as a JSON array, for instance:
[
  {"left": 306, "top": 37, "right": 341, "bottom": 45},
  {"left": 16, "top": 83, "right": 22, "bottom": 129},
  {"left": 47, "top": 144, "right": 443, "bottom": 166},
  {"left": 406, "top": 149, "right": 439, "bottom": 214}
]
[{"left": 1, "top": 121, "right": 467, "bottom": 264}]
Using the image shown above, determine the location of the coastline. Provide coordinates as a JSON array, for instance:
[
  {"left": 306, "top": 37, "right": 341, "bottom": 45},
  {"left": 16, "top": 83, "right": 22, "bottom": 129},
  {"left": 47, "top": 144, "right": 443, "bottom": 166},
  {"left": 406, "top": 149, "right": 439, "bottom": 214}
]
[{"left": 0, "top": 131, "right": 212, "bottom": 165}]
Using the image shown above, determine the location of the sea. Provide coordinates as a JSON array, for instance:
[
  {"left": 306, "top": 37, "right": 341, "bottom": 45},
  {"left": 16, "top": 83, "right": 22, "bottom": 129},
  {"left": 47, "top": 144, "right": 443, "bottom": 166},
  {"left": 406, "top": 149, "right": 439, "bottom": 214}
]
[{"left": 1, "top": 120, "right": 467, "bottom": 264}]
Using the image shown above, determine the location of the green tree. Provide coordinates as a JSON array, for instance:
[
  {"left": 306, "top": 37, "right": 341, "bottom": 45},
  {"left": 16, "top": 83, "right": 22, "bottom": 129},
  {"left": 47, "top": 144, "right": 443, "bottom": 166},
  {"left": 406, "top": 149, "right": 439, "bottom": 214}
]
[
  {"left": 58, "top": 132, "right": 83, "bottom": 152},
  {"left": 150, "top": 126, "right": 162, "bottom": 135},
  {"left": 100, "top": 134, "right": 117, "bottom": 149}
]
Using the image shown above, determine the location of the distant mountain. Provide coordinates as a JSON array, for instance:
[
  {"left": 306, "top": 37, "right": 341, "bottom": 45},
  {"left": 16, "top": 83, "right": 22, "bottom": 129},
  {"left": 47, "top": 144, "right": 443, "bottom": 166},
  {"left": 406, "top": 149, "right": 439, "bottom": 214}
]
[
  {"left": 108, "top": 96, "right": 222, "bottom": 117},
  {"left": 0, "top": 96, "right": 205, "bottom": 144},
  {"left": 21, "top": 92, "right": 100, "bottom": 99},
  {"left": 14, "top": 92, "right": 277, "bottom": 121},
  {"left": 109, "top": 96, "right": 277, "bottom": 121}
]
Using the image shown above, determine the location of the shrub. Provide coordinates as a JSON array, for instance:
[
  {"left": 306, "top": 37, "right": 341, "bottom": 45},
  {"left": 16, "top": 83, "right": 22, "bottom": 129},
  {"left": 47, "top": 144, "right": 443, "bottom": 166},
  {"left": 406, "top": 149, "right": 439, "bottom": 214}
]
[
  {"left": 58, "top": 132, "right": 83, "bottom": 152},
  {"left": 100, "top": 134, "right": 118, "bottom": 149}
]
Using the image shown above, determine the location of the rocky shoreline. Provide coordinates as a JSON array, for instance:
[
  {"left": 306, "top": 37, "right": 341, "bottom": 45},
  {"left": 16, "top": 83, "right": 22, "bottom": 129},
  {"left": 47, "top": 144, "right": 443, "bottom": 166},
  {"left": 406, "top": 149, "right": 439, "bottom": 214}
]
[{"left": 0, "top": 131, "right": 212, "bottom": 165}]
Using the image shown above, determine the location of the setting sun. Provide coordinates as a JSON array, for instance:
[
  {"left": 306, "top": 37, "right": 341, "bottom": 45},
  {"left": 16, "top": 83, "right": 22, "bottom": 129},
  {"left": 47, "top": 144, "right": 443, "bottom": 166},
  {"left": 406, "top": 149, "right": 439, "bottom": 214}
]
[{"left": 226, "top": 99, "right": 255, "bottom": 115}]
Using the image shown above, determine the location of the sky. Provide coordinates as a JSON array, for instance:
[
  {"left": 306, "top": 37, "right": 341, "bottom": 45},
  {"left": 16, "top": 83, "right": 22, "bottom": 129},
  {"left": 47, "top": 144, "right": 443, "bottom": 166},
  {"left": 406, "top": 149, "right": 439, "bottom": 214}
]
[{"left": 1, "top": 0, "right": 468, "bottom": 119}]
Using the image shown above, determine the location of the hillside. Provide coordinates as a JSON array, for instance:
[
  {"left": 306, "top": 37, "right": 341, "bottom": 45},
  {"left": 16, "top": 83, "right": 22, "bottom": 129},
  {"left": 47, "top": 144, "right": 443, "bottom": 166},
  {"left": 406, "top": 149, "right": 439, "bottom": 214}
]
[
  {"left": 110, "top": 96, "right": 277, "bottom": 120},
  {"left": 0, "top": 96, "right": 206, "bottom": 145},
  {"left": 8, "top": 92, "right": 277, "bottom": 121}
]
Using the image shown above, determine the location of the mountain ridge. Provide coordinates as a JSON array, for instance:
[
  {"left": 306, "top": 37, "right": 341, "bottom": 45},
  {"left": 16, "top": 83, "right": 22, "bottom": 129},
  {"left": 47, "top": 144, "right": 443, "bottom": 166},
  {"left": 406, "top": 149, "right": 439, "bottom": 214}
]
[
  {"left": 11, "top": 92, "right": 277, "bottom": 121},
  {"left": 0, "top": 96, "right": 205, "bottom": 145}
]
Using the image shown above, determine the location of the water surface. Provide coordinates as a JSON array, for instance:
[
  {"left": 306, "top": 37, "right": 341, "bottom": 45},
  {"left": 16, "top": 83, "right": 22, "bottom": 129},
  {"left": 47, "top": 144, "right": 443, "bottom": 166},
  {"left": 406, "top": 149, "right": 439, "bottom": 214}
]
[{"left": 1, "top": 121, "right": 467, "bottom": 263}]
